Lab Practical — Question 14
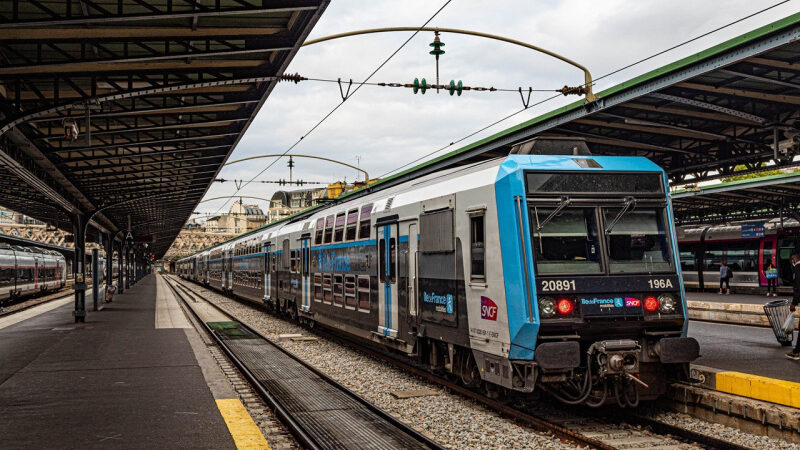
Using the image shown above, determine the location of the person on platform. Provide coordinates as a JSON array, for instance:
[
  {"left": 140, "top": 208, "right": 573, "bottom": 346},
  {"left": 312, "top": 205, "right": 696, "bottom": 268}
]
[
  {"left": 786, "top": 254, "right": 800, "bottom": 360},
  {"left": 765, "top": 260, "right": 779, "bottom": 297},
  {"left": 718, "top": 260, "right": 732, "bottom": 295}
]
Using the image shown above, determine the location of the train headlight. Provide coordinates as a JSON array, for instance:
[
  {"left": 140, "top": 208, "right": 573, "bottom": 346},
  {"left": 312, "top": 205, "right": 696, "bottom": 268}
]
[
  {"left": 658, "top": 294, "right": 676, "bottom": 313},
  {"left": 644, "top": 296, "right": 659, "bottom": 312},
  {"left": 539, "top": 297, "right": 556, "bottom": 318}
]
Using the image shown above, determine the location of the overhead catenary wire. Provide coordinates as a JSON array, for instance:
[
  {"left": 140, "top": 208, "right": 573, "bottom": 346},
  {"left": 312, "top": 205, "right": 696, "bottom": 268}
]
[
  {"left": 207, "top": 0, "right": 454, "bottom": 216},
  {"left": 378, "top": 0, "right": 793, "bottom": 179}
]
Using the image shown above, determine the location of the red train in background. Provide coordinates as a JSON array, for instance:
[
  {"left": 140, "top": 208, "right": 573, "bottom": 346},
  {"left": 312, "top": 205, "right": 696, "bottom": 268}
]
[{"left": 677, "top": 220, "right": 800, "bottom": 291}]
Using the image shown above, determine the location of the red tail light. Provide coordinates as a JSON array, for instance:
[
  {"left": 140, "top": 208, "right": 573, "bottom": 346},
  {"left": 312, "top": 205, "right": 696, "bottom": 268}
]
[
  {"left": 644, "top": 296, "right": 659, "bottom": 312},
  {"left": 556, "top": 298, "right": 574, "bottom": 315}
]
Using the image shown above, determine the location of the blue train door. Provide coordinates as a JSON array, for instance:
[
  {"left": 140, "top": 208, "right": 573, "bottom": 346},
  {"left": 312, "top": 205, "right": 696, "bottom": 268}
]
[
  {"left": 378, "top": 223, "right": 398, "bottom": 337},
  {"left": 264, "top": 244, "right": 271, "bottom": 303},
  {"left": 301, "top": 237, "right": 311, "bottom": 313}
]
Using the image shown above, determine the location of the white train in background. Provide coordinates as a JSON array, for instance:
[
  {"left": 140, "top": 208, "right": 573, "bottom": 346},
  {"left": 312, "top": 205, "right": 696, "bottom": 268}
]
[{"left": 0, "top": 243, "right": 67, "bottom": 303}]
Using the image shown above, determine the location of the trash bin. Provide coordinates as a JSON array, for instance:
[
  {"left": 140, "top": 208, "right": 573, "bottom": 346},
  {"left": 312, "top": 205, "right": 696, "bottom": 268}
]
[{"left": 764, "top": 299, "right": 794, "bottom": 346}]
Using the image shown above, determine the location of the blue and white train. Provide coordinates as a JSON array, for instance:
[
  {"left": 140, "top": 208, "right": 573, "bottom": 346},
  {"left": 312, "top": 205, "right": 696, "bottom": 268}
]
[{"left": 178, "top": 138, "right": 699, "bottom": 406}]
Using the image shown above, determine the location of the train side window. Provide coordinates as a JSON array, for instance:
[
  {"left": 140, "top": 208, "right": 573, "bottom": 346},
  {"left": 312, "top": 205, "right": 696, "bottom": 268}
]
[
  {"left": 359, "top": 204, "right": 372, "bottom": 239},
  {"left": 282, "top": 239, "right": 290, "bottom": 269},
  {"left": 344, "top": 275, "right": 356, "bottom": 308},
  {"left": 314, "top": 218, "right": 324, "bottom": 245},
  {"left": 333, "top": 274, "right": 344, "bottom": 306},
  {"left": 324, "top": 215, "right": 334, "bottom": 244},
  {"left": 357, "top": 276, "right": 370, "bottom": 312},
  {"left": 302, "top": 247, "right": 309, "bottom": 276},
  {"left": 323, "top": 274, "right": 332, "bottom": 303},
  {"left": 389, "top": 237, "right": 396, "bottom": 283},
  {"left": 290, "top": 250, "right": 297, "bottom": 273},
  {"left": 345, "top": 209, "right": 358, "bottom": 241},
  {"left": 334, "top": 213, "right": 346, "bottom": 243},
  {"left": 470, "top": 214, "right": 485, "bottom": 281},
  {"left": 379, "top": 238, "right": 386, "bottom": 282},
  {"left": 313, "top": 274, "right": 322, "bottom": 302}
]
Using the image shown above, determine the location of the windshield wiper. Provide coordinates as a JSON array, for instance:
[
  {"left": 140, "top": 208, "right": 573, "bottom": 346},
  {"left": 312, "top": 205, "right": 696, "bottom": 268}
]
[
  {"left": 604, "top": 196, "right": 636, "bottom": 235},
  {"left": 536, "top": 196, "right": 571, "bottom": 232}
]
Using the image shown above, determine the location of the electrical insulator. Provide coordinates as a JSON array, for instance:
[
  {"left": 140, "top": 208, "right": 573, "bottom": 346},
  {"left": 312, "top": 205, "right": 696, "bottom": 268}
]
[
  {"left": 412, "top": 78, "right": 428, "bottom": 95},
  {"left": 448, "top": 80, "right": 463, "bottom": 96}
]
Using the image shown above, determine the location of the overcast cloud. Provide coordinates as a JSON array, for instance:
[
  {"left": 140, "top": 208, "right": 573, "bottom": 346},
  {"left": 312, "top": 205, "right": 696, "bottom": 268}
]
[{"left": 193, "top": 0, "right": 798, "bottom": 221}]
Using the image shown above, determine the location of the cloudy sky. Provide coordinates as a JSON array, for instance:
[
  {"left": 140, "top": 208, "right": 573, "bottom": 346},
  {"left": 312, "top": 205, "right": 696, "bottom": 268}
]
[{"left": 193, "top": 0, "right": 797, "bottom": 221}]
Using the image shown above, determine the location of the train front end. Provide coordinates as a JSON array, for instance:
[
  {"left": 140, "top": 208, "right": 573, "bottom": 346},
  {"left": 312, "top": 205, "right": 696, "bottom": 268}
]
[{"left": 495, "top": 154, "right": 698, "bottom": 406}]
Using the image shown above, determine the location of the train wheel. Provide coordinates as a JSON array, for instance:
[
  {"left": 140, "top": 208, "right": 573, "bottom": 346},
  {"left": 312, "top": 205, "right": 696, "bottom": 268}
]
[{"left": 460, "top": 354, "right": 481, "bottom": 388}]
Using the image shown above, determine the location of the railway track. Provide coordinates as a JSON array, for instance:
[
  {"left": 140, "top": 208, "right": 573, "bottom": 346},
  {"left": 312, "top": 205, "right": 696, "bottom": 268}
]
[
  {"left": 164, "top": 276, "right": 442, "bottom": 450},
  {"left": 169, "top": 276, "right": 751, "bottom": 450},
  {"left": 0, "top": 282, "right": 76, "bottom": 317}
]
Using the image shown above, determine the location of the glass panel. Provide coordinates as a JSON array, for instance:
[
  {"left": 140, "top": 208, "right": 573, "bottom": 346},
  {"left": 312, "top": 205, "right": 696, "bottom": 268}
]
[
  {"left": 359, "top": 204, "right": 373, "bottom": 239},
  {"left": 358, "top": 276, "right": 370, "bottom": 311},
  {"left": 531, "top": 207, "right": 601, "bottom": 274},
  {"left": 333, "top": 275, "right": 344, "bottom": 306},
  {"left": 604, "top": 208, "right": 672, "bottom": 273},
  {"left": 526, "top": 172, "right": 663, "bottom": 194},
  {"left": 470, "top": 215, "right": 485, "bottom": 279}
]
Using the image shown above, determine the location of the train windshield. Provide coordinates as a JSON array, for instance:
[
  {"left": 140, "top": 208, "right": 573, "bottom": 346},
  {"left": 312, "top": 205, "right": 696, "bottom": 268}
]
[
  {"left": 603, "top": 208, "right": 672, "bottom": 273},
  {"left": 531, "top": 207, "right": 602, "bottom": 274}
]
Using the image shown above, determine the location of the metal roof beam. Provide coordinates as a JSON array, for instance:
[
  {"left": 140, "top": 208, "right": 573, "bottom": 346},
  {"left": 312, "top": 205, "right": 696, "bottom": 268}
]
[
  {"left": 57, "top": 145, "right": 230, "bottom": 164},
  {"left": 0, "top": 27, "right": 285, "bottom": 40},
  {"left": 0, "top": 1, "right": 320, "bottom": 28},
  {"left": 675, "top": 81, "right": 800, "bottom": 105},
  {"left": 53, "top": 132, "right": 238, "bottom": 154},
  {"left": 649, "top": 92, "right": 769, "bottom": 124},
  {"left": 720, "top": 69, "right": 800, "bottom": 90},
  {"left": 67, "top": 154, "right": 226, "bottom": 173}
]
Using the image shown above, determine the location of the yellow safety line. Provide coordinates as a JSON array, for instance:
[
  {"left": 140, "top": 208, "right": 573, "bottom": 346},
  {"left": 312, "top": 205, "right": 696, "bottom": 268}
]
[
  {"left": 716, "top": 371, "right": 800, "bottom": 408},
  {"left": 215, "top": 399, "right": 271, "bottom": 450}
]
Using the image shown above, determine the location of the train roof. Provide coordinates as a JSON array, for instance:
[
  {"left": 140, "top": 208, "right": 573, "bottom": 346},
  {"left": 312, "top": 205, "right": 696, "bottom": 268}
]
[{"left": 180, "top": 154, "right": 664, "bottom": 261}]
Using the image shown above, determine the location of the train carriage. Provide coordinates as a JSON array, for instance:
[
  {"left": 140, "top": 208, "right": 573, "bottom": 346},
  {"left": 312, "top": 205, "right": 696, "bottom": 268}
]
[
  {"left": 178, "top": 138, "right": 698, "bottom": 406},
  {"left": 678, "top": 220, "right": 800, "bottom": 292},
  {"left": 0, "top": 244, "right": 66, "bottom": 302}
]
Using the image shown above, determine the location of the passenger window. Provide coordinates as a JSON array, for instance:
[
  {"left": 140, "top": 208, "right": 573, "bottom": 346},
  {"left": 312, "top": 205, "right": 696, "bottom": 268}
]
[
  {"left": 290, "top": 250, "right": 297, "bottom": 273},
  {"left": 379, "top": 238, "right": 386, "bottom": 282},
  {"left": 313, "top": 274, "right": 322, "bottom": 301},
  {"left": 345, "top": 275, "right": 356, "bottom": 308},
  {"left": 333, "top": 274, "right": 344, "bottom": 306},
  {"left": 345, "top": 210, "right": 358, "bottom": 241},
  {"left": 314, "top": 218, "right": 324, "bottom": 245},
  {"left": 358, "top": 276, "right": 370, "bottom": 312},
  {"left": 389, "top": 237, "right": 396, "bottom": 283},
  {"left": 324, "top": 215, "right": 334, "bottom": 244},
  {"left": 334, "top": 213, "right": 345, "bottom": 243},
  {"left": 359, "top": 204, "right": 372, "bottom": 239},
  {"left": 470, "top": 214, "right": 485, "bottom": 281},
  {"left": 323, "top": 275, "right": 332, "bottom": 303}
]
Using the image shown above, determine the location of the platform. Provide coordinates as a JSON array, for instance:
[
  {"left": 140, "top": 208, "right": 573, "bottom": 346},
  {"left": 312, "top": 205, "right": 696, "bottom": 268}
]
[
  {"left": 0, "top": 274, "right": 247, "bottom": 449},
  {"left": 685, "top": 291, "right": 789, "bottom": 305}
]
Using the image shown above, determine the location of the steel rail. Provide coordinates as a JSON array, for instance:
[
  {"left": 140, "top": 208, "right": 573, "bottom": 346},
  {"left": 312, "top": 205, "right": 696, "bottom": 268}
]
[{"left": 165, "top": 276, "right": 442, "bottom": 450}]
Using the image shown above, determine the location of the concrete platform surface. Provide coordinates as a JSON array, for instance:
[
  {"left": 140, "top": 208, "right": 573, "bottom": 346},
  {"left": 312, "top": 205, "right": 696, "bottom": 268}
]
[
  {"left": 690, "top": 320, "right": 800, "bottom": 383},
  {"left": 686, "top": 291, "right": 790, "bottom": 305},
  {"left": 0, "top": 274, "right": 236, "bottom": 449}
]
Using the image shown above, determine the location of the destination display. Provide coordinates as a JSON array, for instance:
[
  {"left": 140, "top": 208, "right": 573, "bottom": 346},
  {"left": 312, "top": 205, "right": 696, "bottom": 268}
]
[{"left": 526, "top": 172, "right": 664, "bottom": 195}]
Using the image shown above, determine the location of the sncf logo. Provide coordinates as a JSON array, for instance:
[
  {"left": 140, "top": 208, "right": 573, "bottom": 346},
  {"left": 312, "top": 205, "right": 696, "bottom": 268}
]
[{"left": 481, "top": 296, "right": 498, "bottom": 321}]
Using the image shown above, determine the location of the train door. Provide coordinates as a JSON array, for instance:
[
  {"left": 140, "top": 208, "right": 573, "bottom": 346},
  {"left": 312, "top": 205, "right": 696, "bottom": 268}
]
[
  {"left": 377, "top": 222, "right": 398, "bottom": 338},
  {"left": 778, "top": 237, "right": 800, "bottom": 285},
  {"left": 33, "top": 255, "right": 39, "bottom": 291},
  {"left": 301, "top": 237, "right": 311, "bottom": 313},
  {"left": 264, "top": 244, "right": 271, "bottom": 302},
  {"left": 407, "top": 222, "right": 419, "bottom": 320}
]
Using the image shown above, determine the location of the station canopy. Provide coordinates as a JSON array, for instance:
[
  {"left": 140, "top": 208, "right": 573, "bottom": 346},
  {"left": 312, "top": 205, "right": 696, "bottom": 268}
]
[
  {"left": 362, "top": 14, "right": 800, "bottom": 225},
  {"left": 672, "top": 171, "right": 800, "bottom": 225},
  {"left": 0, "top": 0, "right": 328, "bottom": 257}
]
